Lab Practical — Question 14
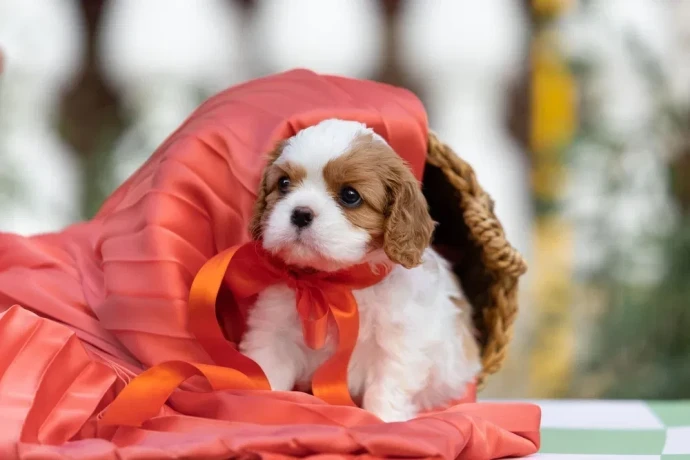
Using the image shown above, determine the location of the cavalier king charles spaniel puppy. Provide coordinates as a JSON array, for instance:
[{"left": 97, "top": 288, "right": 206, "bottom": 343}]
[{"left": 240, "top": 118, "right": 480, "bottom": 422}]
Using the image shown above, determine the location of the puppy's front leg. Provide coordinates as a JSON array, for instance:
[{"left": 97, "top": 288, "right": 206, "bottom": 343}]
[
  {"left": 239, "top": 286, "right": 305, "bottom": 392},
  {"left": 362, "top": 375, "right": 417, "bottom": 423},
  {"left": 239, "top": 327, "right": 300, "bottom": 392},
  {"left": 361, "top": 340, "right": 432, "bottom": 423},
  {"left": 239, "top": 302, "right": 301, "bottom": 391}
]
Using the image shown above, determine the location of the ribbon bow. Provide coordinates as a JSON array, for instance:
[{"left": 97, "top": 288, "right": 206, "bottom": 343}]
[{"left": 100, "top": 241, "right": 391, "bottom": 426}]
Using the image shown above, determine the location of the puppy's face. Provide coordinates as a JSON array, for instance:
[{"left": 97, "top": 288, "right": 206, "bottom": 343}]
[{"left": 251, "top": 119, "right": 435, "bottom": 272}]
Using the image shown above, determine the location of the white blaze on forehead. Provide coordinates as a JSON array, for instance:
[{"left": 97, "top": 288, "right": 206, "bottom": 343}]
[{"left": 275, "top": 119, "right": 387, "bottom": 178}]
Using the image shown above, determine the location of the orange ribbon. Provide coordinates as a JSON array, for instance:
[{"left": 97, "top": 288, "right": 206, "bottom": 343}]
[{"left": 101, "top": 241, "right": 390, "bottom": 426}]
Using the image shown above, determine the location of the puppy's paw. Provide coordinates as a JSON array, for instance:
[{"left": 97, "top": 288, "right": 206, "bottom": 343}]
[
  {"left": 362, "top": 389, "right": 417, "bottom": 423},
  {"left": 370, "top": 406, "right": 416, "bottom": 423},
  {"left": 240, "top": 346, "right": 297, "bottom": 392}
]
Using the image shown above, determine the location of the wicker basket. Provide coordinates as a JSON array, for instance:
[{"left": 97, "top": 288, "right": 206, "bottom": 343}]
[{"left": 423, "top": 132, "right": 527, "bottom": 387}]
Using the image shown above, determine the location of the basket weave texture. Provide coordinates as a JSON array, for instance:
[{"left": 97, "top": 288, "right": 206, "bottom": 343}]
[{"left": 426, "top": 132, "right": 528, "bottom": 386}]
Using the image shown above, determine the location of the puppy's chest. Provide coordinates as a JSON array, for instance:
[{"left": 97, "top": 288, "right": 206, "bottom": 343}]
[{"left": 252, "top": 281, "right": 399, "bottom": 390}]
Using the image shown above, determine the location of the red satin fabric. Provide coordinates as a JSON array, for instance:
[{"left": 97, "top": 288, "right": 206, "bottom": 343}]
[{"left": 0, "top": 69, "right": 540, "bottom": 459}]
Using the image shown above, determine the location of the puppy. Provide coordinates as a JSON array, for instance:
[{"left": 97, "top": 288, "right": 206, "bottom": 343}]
[{"left": 240, "top": 118, "right": 481, "bottom": 422}]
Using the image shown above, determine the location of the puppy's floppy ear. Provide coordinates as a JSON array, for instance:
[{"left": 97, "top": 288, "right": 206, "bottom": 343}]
[
  {"left": 249, "top": 141, "right": 285, "bottom": 240},
  {"left": 383, "top": 164, "right": 435, "bottom": 269}
]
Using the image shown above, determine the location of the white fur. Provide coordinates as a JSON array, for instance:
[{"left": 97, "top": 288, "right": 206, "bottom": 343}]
[
  {"left": 242, "top": 119, "right": 481, "bottom": 422},
  {"left": 276, "top": 119, "right": 385, "bottom": 172}
]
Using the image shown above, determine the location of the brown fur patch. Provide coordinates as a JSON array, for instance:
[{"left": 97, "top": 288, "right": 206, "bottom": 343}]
[
  {"left": 323, "top": 134, "right": 435, "bottom": 268},
  {"left": 322, "top": 136, "right": 391, "bottom": 246}
]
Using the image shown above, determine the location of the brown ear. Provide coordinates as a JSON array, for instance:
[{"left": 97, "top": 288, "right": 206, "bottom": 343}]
[
  {"left": 383, "top": 167, "right": 435, "bottom": 269},
  {"left": 249, "top": 141, "right": 285, "bottom": 240}
]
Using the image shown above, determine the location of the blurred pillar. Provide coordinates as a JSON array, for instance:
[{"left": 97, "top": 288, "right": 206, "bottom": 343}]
[
  {"left": 59, "top": 0, "right": 126, "bottom": 218},
  {"left": 250, "top": 0, "right": 384, "bottom": 79},
  {"left": 374, "top": 0, "right": 404, "bottom": 87},
  {"left": 97, "top": 0, "right": 246, "bottom": 189},
  {"left": 528, "top": 0, "right": 577, "bottom": 398},
  {"left": 0, "top": 0, "right": 86, "bottom": 234},
  {"left": 397, "top": 0, "right": 533, "bottom": 397}
]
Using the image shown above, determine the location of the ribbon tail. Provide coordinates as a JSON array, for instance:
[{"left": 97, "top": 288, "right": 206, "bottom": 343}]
[
  {"left": 311, "top": 289, "right": 359, "bottom": 407},
  {"left": 297, "top": 288, "right": 329, "bottom": 350},
  {"left": 99, "top": 361, "right": 261, "bottom": 427},
  {"left": 188, "top": 245, "right": 270, "bottom": 386},
  {"left": 100, "top": 243, "right": 273, "bottom": 427}
]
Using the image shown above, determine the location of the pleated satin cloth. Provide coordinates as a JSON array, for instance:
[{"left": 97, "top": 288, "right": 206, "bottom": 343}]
[{"left": 0, "top": 69, "right": 540, "bottom": 459}]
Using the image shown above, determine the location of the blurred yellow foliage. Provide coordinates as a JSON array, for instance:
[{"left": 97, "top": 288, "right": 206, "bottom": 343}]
[
  {"left": 533, "top": 0, "right": 575, "bottom": 18},
  {"left": 529, "top": 0, "right": 577, "bottom": 398},
  {"left": 531, "top": 33, "right": 577, "bottom": 158},
  {"left": 530, "top": 217, "right": 575, "bottom": 396}
]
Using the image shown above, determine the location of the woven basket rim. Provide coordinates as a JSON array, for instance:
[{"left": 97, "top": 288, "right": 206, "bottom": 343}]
[{"left": 424, "top": 132, "right": 527, "bottom": 387}]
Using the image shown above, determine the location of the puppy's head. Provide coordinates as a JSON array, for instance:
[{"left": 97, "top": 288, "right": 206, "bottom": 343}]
[{"left": 250, "top": 119, "right": 435, "bottom": 271}]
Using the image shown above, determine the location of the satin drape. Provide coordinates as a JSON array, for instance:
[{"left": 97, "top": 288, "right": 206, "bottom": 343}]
[{"left": 0, "top": 69, "right": 540, "bottom": 459}]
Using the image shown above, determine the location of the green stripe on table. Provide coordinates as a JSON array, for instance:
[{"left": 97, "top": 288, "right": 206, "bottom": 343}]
[
  {"left": 648, "top": 401, "right": 690, "bottom": 427},
  {"left": 540, "top": 429, "right": 666, "bottom": 455}
]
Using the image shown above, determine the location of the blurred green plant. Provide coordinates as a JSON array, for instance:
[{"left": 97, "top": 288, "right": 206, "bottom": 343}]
[
  {"left": 578, "top": 217, "right": 690, "bottom": 398},
  {"left": 566, "top": 24, "right": 690, "bottom": 399}
]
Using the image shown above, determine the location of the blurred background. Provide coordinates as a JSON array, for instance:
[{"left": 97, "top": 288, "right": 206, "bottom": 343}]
[{"left": 0, "top": 0, "right": 689, "bottom": 400}]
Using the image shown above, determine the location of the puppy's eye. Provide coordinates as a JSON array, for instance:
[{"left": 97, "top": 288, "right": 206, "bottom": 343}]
[
  {"left": 339, "top": 186, "right": 362, "bottom": 208},
  {"left": 278, "top": 176, "right": 291, "bottom": 194}
]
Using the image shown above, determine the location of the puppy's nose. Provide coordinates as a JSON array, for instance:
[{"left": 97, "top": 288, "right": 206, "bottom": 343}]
[{"left": 291, "top": 206, "right": 314, "bottom": 229}]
